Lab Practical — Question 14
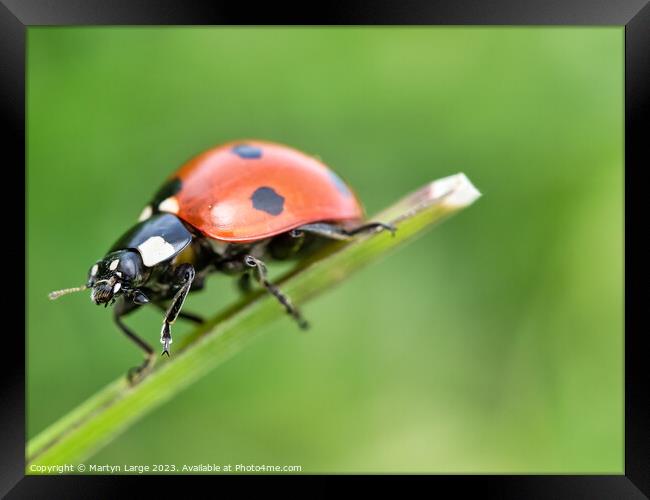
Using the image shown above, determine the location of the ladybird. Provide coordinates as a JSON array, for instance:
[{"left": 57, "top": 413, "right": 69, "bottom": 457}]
[{"left": 50, "top": 140, "right": 395, "bottom": 382}]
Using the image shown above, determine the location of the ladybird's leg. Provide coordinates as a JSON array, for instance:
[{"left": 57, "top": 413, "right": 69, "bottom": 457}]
[
  {"left": 292, "top": 222, "right": 396, "bottom": 241},
  {"left": 243, "top": 255, "right": 309, "bottom": 330},
  {"left": 345, "top": 222, "right": 396, "bottom": 237},
  {"left": 176, "top": 310, "right": 204, "bottom": 324},
  {"left": 113, "top": 299, "right": 155, "bottom": 384},
  {"left": 268, "top": 230, "right": 306, "bottom": 260},
  {"left": 153, "top": 302, "right": 204, "bottom": 324},
  {"left": 160, "top": 263, "right": 195, "bottom": 356},
  {"left": 237, "top": 272, "right": 253, "bottom": 295}
]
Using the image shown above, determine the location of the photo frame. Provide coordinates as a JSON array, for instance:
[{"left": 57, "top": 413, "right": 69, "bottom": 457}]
[{"left": 5, "top": 0, "right": 647, "bottom": 495}]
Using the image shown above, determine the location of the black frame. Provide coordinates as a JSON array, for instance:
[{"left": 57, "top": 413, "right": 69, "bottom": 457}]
[{"left": 5, "top": 0, "right": 648, "bottom": 496}]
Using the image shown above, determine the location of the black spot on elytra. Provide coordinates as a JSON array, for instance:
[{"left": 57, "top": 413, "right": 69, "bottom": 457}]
[
  {"left": 251, "top": 187, "right": 284, "bottom": 216},
  {"left": 329, "top": 171, "right": 352, "bottom": 197},
  {"left": 152, "top": 177, "right": 182, "bottom": 206},
  {"left": 232, "top": 144, "right": 262, "bottom": 159}
]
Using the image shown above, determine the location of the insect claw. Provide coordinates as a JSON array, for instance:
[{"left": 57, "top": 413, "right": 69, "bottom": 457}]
[{"left": 383, "top": 223, "right": 397, "bottom": 236}]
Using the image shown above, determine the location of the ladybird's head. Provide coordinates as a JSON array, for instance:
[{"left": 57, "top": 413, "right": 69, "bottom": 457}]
[
  {"left": 49, "top": 249, "right": 150, "bottom": 306},
  {"left": 86, "top": 250, "right": 149, "bottom": 306},
  {"left": 50, "top": 214, "right": 192, "bottom": 305}
]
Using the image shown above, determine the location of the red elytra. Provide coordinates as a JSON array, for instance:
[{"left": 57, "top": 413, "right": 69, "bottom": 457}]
[{"left": 170, "top": 140, "right": 365, "bottom": 242}]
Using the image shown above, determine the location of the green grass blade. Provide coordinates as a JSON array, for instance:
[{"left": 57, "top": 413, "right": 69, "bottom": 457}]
[{"left": 27, "top": 173, "right": 481, "bottom": 470}]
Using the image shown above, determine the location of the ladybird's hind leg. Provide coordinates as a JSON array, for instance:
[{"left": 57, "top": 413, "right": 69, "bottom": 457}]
[
  {"left": 291, "top": 221, "right": 396, "bottom": 241},
  {"left": 346, "top": 221, "right": 396, "bottom": 237},
  {"left": 114, "top": 299, "right": 155, "bottom": 385},
  {"left": 243, "top": 255, "right": 309, "bottom": 330}
]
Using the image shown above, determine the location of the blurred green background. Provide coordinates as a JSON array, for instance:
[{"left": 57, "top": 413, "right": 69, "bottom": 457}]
[{"left": 27, "top": 27, "right": 623, "bottom": 473}]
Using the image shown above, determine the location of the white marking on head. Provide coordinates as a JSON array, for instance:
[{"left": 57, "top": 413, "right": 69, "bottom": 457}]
[
  {"left": 115, "top": 271, "right": 123, "bottom": 277},
  {"left": 138, "top": 205, "right": 153, "bottom": 222},
  {"left": 137, "top": 236, "right": 176, "bottom": 267},
  {"left": 91, "top": 264, "right": 99, "bottom": 276},
  {"left": 109, "top": 259, "right": 119, "bottom": 271},
  {"left": 113, "top": 282, "right": 121, "bottom": 294},
  {"left": 158, "top": 196, "right": 179, "bottom": 214}
]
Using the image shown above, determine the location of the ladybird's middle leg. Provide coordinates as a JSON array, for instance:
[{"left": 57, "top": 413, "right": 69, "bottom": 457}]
[
  {"left": 243, "top": 255, "right": 309, "bottom": 329},
  {"left": 160, "top": 263, "right": 196, "bottom": 356}
]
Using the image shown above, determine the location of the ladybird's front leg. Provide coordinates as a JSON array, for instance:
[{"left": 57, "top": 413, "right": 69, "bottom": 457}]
[
  {"left": 160, "top": 263, "right": 195, "bottom": 357},
  {"left": 113, "top": 299, "right": 154, "bottom": 384}
]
